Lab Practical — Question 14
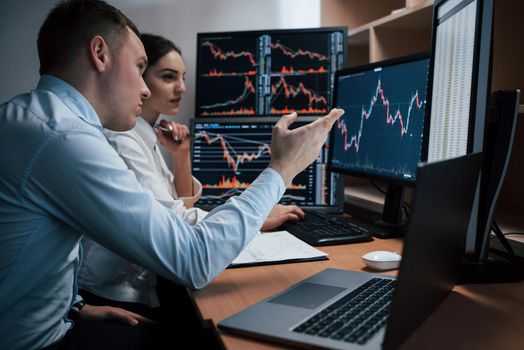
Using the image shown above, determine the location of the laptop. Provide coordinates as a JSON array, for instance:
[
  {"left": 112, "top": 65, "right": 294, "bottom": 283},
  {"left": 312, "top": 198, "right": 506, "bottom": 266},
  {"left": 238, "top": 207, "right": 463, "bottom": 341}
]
[
  {"left": 218, "top": 153, "right": 482, "bottom": 349},
  {"left": 190, "top": 117, "right": 373, "bottom": 245}
]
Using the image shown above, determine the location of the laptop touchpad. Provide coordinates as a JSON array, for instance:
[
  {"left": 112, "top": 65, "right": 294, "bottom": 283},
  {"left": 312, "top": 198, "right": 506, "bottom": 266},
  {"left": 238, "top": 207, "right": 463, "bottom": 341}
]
[{"left": 269, "top": 282, "right": 345, "bottom": 309}]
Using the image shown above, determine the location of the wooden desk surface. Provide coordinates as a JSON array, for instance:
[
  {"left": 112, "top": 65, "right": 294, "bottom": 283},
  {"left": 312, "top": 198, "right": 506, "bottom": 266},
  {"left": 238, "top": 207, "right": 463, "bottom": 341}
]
[{"left": 190, "top": 238, "right": 524, "bottom": 350}]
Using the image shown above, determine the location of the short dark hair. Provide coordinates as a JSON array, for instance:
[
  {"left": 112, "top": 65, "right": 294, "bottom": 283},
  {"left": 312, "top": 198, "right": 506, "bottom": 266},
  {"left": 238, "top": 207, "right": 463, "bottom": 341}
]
[
  {"left": 37, "top": 0, "right": 140, "bottom": 75},
  {"left": 140, "top": 33, "right": 181, "bottom": 75}
]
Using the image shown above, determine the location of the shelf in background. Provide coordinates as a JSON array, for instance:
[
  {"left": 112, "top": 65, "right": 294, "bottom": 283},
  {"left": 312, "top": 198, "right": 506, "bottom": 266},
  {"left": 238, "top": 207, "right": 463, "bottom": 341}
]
[
  {"left": 347, "top": 0, "right": 434, "bottom": 45},
  {"left": 322, "top": 0, "right": 524, "bottom": 252},
  {"left": 343, "top": 0, "right": 434, "bottom": 65},
  {"left": 344, "top": 184, "right": 383, "bottom": 214}
]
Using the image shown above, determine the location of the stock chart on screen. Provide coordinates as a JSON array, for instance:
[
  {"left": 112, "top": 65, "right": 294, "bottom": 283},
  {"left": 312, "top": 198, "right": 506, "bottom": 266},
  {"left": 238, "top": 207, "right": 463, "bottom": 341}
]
[
  {"left": 191, "top": 118, "right": 339, "bottom": 207},
  {"left": 330, "top": 53, "right": 430, "bottom": 183},
  {"left": 196, "top": 28, "right": 346, "bottom": 117}
]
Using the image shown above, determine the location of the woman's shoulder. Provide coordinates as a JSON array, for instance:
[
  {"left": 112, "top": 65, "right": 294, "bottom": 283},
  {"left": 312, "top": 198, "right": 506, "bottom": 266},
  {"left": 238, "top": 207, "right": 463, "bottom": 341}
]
[
  {"left": 103, "top": 127, "right": 148, "bottom": 157},
  {"left": 103, "top": 128, "right": 142, "bottom": 146}
]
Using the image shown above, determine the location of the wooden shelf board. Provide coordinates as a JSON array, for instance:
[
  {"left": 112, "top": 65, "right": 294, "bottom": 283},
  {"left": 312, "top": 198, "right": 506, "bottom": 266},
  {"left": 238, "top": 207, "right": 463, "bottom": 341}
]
[
  {"left": 344, "top": 185, "right": 384, "bottom": 214},
  {"left": 347, "top": 29, "right": 369, "bottom": 45},
  {"left": 347, "top": 0, "right": 433, "bottom": 39}
]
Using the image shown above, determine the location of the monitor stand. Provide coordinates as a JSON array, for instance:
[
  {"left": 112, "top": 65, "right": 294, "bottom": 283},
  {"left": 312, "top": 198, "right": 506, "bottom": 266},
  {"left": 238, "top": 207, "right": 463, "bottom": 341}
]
[
  {"left": 371, "top": 184, "right": 406, "bottom": 239},
  {"left": 458, "top": 90, "right": 522, "bottom": 283},
  {"left": 458, "top": 253, "right": 521, "bottom": 283}
]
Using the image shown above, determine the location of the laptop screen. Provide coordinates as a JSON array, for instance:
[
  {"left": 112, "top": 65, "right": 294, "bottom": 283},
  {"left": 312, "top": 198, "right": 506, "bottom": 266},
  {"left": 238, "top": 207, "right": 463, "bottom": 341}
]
[{"left": 190, "top": 117, "right": 342, "bottom": 210}]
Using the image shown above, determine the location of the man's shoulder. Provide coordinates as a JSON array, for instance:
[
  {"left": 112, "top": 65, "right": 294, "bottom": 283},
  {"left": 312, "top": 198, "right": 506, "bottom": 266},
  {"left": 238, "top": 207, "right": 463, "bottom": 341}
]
[
  {"left": 2, "top": 89, "right": 87, "bottom": 132},
  {"left": 1, "top": 90, "right": 44, "bottom": 121}
]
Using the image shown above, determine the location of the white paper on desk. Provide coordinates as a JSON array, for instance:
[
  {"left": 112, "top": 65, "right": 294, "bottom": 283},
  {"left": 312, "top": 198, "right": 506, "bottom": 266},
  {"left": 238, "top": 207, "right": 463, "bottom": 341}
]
[{"left": 230, "top": 230, "right": 328, "bottom": 267}]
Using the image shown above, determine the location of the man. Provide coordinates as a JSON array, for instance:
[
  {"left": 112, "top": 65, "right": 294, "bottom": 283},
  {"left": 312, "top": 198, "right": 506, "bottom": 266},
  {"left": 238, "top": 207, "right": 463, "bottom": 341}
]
[{"left": 0, "top": 1, "right": 344, "bottom": 349}]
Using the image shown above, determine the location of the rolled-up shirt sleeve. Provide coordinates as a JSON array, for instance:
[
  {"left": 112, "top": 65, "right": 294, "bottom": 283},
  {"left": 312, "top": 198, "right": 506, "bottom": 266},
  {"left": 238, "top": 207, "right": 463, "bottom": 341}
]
[
  {"left": 178, "top": 176, "right": 207, "bottom": 225},
  {"left": 179, "top": 176, "right": 203, "bottom": 208}
]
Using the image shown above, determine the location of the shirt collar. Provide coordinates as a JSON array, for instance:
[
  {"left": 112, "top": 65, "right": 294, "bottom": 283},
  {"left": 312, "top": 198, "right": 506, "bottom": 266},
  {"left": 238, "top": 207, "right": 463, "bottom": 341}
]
[
  {"left": 36, "top": 75, "right": 102, "bottom": 130},
  {"left": 134, "top": 117, "right": 158, "bottom": 150}
]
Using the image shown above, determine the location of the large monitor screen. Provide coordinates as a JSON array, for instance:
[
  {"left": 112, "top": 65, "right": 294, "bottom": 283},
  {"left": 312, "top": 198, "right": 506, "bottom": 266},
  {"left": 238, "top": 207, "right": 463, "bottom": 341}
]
[
  {"left": 426, "top": 0, "right": 489, "bottom": 163},
  {"left": 329, "top": 53, "right": 430, "bottom": 185},
  {"left": 424, "top": 0, "right": 494, "bottom": 259},
  {"left": 195, "top": 27, "right": 347, "bottom": 117},
  {"left": 190, "top": 117, "right": 340, "bottom": 209}
]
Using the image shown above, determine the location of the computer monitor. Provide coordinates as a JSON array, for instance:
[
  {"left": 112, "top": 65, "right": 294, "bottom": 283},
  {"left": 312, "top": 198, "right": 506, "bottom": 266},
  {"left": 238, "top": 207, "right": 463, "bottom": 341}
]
[
  {"left": 190, "top": 117, "right": 342, "bottom": 210},
  {"left": 195, "top": 27, "right": 347, "bottom": 117},
  {"left": 423, "top": 0, "right": 520, "bottom": 281},
  {"left": 424, "top": 0, "right": 493, "bottom": 164},
  {"left": 422, "top": 0, "right": 500, "bottom": 280},
  {"left": 328, "top": 52, "right": 431, "bottom": 238},
  {"left": 473, "top": 90, "right": 520, "bottom": 279}
]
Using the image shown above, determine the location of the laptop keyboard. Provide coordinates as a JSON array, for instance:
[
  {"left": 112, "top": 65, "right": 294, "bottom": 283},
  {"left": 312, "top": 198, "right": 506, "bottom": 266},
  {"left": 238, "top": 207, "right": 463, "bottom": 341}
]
[
  {"left": 293, "top": 277, "right": 396, "bottom": 345},
  {"left": 284, "top": 211, "right": 374, "bottom": 246}
]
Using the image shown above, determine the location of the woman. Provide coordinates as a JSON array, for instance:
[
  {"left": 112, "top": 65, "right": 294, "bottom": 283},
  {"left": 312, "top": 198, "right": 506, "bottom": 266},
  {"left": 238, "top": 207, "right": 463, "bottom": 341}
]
[{"left": 77, "top": 34, "right": 304, "bottom": 336}]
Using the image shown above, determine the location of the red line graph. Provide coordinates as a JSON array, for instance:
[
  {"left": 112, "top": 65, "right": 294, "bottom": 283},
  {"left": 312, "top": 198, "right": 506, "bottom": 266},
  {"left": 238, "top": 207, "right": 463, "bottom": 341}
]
[
  {"left": 336, "top": 79, "right": 424, "bottom": 153},
  {"left": 274, "top": 66, "right": 328, "bottom": 75},
  {"left": 202, "top": 41, "right": 257, "bottom": 66},
  {"left": 271, "top": 76, "right": 328, "bottom": 114},
  {"left": 202, "top": 175, "right": 305, "bottom": 190},
  {"left": 270, "top": 106, "right": 328, "bottom": 115},
  {"left": 271, "top": 42, "right": 328, "bottom": 61},
  {"left": 201, "top": 108, "right": 255, "bottom": 116},
  {"left": 202, "top": 69, "right": 257, "bottom": 77},
  {"left": 203, "top": 176, "right": 251, "bottom": 189},
  {"left": 199, "top": 132, "right": 272, "bottom": 173},
  {"left": 200, "top": 76, "right": 256, "bottom": 112}
]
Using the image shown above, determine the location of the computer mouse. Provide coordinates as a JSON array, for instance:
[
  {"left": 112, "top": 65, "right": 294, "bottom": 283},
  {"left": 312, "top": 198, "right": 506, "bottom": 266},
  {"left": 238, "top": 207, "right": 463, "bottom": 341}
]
[{"left": 361, "top": 251, "right": 402, "bottom": 271}]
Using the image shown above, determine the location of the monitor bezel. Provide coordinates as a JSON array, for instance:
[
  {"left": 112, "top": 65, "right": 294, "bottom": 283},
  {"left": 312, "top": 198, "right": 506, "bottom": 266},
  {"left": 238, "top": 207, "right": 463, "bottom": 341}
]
[
  {"left": 421, "top": 0, "right": 492, "bottom": 162},
  {"left": 327, "top": 51, "right": 431, "bottom": 188},
  {"left": 190, "top": 116, "right": 344, "bottom": 213},
  {"left": 195, "top": 26, "right": 348, "bottom": 118},
  {"left": 421, "top": 0, "right": 494, "bottom": 257}
]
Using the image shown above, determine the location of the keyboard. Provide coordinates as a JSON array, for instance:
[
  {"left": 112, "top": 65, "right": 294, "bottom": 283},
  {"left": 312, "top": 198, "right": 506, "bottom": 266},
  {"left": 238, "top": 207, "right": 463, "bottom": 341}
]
[
  {"left": 282, "top": 210, "right": 374, "bottom": 246},
  {"left": 293, "top": 277, "right": 396, "bottom": 345}
]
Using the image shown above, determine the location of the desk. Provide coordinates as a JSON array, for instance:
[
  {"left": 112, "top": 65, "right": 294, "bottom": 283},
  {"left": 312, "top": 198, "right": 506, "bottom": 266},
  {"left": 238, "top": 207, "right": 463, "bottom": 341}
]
[{"left": 190, "top": 238, "right": 524, "bottom": 349}]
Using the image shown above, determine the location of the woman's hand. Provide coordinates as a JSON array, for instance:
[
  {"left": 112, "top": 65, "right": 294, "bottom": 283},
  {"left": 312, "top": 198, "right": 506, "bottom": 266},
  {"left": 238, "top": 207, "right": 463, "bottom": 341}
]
[
  {"left": 79, "top": 304, "right": 155, "bottom": 326},
  {"left": 155, "top": 119, "right": 191, "bottom": 154}
]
